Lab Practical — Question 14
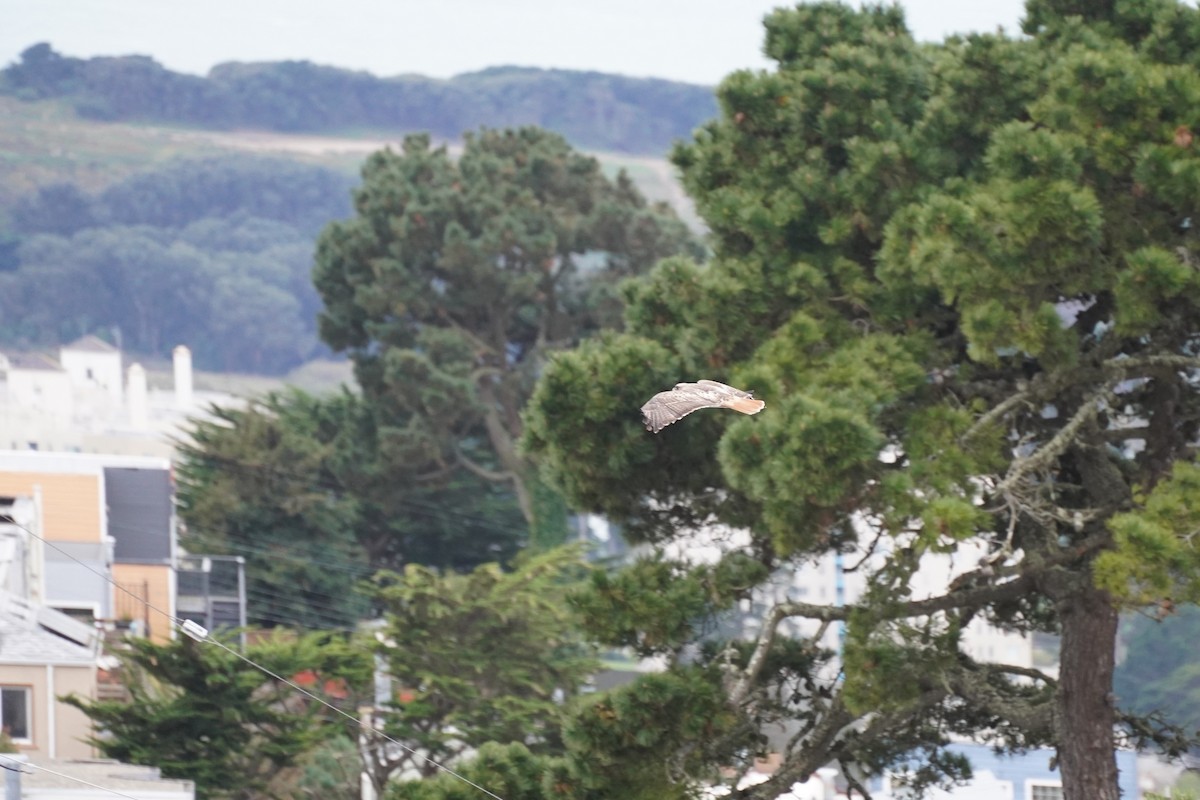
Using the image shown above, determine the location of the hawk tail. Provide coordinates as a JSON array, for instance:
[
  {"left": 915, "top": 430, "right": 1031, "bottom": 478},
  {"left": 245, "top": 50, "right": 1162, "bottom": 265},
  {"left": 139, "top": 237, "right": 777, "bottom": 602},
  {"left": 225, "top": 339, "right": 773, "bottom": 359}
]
[{"left": 726, "top": 397, "right": 766, "bottom": 415}]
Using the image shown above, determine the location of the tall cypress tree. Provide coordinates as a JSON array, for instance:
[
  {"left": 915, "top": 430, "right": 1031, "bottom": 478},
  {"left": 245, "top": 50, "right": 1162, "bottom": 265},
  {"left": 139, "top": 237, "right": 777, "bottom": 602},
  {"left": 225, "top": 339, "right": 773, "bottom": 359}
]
[
  {"left": 523, "top": 2, "right": 1200, "bottom": 797},
  {"left": 312, "top": 127, "right": 701, "bottom": 546}
]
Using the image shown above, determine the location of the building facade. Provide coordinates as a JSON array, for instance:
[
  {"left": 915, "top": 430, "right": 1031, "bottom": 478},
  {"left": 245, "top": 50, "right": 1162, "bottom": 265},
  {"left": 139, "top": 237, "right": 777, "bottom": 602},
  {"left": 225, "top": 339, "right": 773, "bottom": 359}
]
[
  {"left": 0, "top": 338, "right": 235, "bottom": 459},
  {"left": 0, "top": 451, "right": 179, "bottom": 642},
  {"left": 0, "top": 593, "right": 98, "bottom": 760}
]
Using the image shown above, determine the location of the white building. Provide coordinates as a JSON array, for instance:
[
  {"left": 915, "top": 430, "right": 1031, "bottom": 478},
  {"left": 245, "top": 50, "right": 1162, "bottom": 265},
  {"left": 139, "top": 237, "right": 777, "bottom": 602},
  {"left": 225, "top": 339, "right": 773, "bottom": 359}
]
[
  {"left": 59, "top": 334, "right": 124, "bottom": 411},
  {"left": 4, "top": 353, "right": 74, "bottom": 427},
  {"left": 0, "top": 338, "right": 237, "bottom": 459},
  {"left": 626, "top": 516, "right": 1033, "bottom": 673},
  {"left": 579, "top": 515, "right": 1053, "bottom": 799}
]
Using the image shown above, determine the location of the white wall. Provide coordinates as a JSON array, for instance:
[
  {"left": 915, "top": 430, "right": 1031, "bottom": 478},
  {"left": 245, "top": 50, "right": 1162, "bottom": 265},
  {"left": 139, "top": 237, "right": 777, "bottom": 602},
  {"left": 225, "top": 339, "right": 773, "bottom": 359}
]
[
  {"left": 59, "top": 347, "right": 123, "bottom": 405},
  {"left": 6, "top": 369, "right": 73, "bottom": 424}
]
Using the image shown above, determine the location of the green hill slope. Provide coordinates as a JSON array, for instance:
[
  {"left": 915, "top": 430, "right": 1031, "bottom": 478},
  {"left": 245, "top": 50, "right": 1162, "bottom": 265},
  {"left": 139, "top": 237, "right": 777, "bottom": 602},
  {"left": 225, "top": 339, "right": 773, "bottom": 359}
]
[
  {"left": 0, "top": 96, "right": 693, "bottom": 220},
  {"left": 2, "top": 43, "right": 718, "bottom": 156},
  {"left": 0, "top": 94, "right": 698, "bottom": 377}
]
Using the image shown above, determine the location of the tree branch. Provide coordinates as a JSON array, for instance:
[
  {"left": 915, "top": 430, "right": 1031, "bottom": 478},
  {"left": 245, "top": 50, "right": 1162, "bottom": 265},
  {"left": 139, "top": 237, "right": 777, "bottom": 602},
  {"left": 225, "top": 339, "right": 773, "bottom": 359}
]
[
  {"left": 756, "top": 683, "right": 955, "bottom": 800},
  {"left": 771, "top": 575, "right": 1033, "bottom": 625},
  {"left": 455, "top": 450, "right": 515, "bottom": 483},
  {"left": 843, "top": 520, "right": 887, "bottom": 573},
  {"left": 1115, "top": 708, "right": 1197, "bottom": 756},
  {"left": 435, "top": 307, "right": 498, "bottom": 356},
  {"left": 839, "top": 759, "right": 874, "bottom": 799},
  {"left": 469, "top": 366, "right": 504, "bottom": 383},
  {"left": 1102, "top": 354, "right": 1200, "bottom": 375},
  {"left": 731, "top": 611, "right": 829, "bottom": 706},
  {"left": 742, "top": 697, "right": 854, "bottom": 799},
  {"left": 961, "top": 388, "right": 1032, "bottom": 444},
  {"left": 995, "top": 388, "right": 1111, "bottom": 496},
  {"left": 729, "top": 604, "right": 790, "bottom": 706},
  {"left": 990, "top": 663, "right": 1056, "bottom": 684},
  {"left": 772, "top": 530, "right": 1109, "bottom": 628},
  {"left": 475, "top": 381, "right": 535, "bottom": 523},
  {"left": 414, "top": 461, "right": 461, "bottom": 483},
  {"left": 947, "top": 663, "right": 1056, "bottom": 737},
  {"left": 1098, "top": 425, "right": 1149, "bottom": 442}
]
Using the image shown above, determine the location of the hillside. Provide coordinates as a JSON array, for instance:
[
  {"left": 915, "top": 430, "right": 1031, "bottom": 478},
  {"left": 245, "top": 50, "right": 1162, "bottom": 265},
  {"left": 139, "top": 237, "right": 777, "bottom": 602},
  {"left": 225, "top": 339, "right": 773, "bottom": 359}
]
[
  {"left": 0, "top": 90, "right": 699, "bottom": 378},
  {"left": 0, "top": 95, "right": 694, "bottom": 224},
  {"left": 2, "top": 43, "right": 719, "bottom": 156},
  {"left": 0, "top": 91, "right": 697, "bottom": 250}
]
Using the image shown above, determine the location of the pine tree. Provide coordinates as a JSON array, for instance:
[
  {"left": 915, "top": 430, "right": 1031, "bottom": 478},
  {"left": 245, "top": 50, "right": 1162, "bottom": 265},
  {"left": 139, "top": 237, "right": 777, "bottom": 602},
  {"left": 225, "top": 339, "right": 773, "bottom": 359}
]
[
  {"left": 312, "top": 127, "right": 701, "bottom": 545},
  {"left": 176, "top": 389, "right": 528, "bottom": 629},
  {"left": 63, "top": 631, "right": 371, "bottom": 800},
  {"left": 365, "top": 548, "right": 596, "bottom": 796},
  {"left": 522, "top": 2, "right": 1200, "bottom": 797}
]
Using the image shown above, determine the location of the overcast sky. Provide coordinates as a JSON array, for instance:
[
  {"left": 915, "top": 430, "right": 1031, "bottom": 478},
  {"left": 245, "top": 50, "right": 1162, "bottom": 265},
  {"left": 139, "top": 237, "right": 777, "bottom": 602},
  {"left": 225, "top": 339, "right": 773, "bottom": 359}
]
[{"left": 1, "top": 0, "right": 1027, "bottom": 86}]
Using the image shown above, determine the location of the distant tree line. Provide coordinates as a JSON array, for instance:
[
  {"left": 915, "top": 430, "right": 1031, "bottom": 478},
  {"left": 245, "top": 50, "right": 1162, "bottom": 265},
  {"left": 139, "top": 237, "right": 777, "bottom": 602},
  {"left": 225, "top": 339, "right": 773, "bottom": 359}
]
[
  {"left": 0, "top": 43, "right": 719, "bottom": 155},
  {"left": 0, "top": 155, "right": 355, "bottom": 372}
]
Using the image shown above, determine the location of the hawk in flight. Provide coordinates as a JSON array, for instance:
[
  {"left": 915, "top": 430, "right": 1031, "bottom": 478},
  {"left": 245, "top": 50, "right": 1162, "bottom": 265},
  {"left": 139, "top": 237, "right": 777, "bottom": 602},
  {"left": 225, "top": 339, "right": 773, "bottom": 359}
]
[{"left": 640, "top": 380, "right": 766, "bottom": 433}]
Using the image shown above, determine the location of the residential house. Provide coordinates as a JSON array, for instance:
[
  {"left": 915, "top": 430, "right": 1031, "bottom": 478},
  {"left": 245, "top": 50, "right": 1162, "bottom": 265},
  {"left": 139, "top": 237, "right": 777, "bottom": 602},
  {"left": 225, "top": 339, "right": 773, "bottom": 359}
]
[
  {"left": 873, "top": 742, "right": 1141, "bottom": 799},
  {"left": 0, "top": 593, "right": 98, "bottom": 760},
  {"left": 719, "top": 743, "right": 1150, "bottom": 800},
  {"left": 0, "top": 451, "right": 178, "bottom": 643},
  {"left": 0, "top": 488, "right": 100, "bottom": 760}
]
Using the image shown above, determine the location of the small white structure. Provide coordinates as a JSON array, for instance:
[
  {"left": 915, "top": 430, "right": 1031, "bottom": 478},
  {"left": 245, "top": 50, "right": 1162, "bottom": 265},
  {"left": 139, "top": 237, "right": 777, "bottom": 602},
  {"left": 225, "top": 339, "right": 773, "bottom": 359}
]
[
  {"left": 127, "top": 363, "right": 148, "bottom": 430},
  {"left": 173, "top": 345, "right": 193, "bottom": 411},
  {"left": 59, "top": 334, "right": 124, "bottom": 406}
]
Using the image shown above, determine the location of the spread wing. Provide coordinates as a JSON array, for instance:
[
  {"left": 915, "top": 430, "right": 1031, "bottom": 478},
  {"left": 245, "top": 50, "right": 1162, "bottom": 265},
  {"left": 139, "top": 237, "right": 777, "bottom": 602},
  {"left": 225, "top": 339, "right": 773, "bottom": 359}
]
[
  {"left": 640, "top": 380, "right": 766, "bottom": 433},
  {"left": 640, "top": 386, "right": 725, "bottom": 433}
]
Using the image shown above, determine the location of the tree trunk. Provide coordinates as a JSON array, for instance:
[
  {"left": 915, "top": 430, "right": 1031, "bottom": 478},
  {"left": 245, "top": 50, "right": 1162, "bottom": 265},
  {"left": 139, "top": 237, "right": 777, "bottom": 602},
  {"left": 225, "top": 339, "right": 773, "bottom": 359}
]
[
  {"left": 477, "top": 381, "right": 536, "bottom": 525},
  {"left": 1054, "top": 579, "right": 1120, "bottom": 800}
]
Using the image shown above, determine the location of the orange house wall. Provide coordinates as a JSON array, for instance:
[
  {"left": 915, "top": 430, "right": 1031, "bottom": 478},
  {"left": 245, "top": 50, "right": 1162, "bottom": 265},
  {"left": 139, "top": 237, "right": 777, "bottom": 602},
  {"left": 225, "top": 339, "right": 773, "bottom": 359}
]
[
  {"left": 0, "top": 471, "right": 103, "bottom": 542},
  {"left": 111, "top": 562, "right": 174, "bottom": 643}
]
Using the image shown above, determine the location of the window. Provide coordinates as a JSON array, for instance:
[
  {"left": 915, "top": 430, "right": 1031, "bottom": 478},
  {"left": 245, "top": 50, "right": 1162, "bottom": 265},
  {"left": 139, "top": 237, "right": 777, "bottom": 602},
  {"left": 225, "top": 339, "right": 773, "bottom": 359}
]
[
  {"left": 0, "top": 686, "right": 30, "bottom": 742},
  {"left": 1028, "top": 783, "right": 1063, "bottom": 800}
]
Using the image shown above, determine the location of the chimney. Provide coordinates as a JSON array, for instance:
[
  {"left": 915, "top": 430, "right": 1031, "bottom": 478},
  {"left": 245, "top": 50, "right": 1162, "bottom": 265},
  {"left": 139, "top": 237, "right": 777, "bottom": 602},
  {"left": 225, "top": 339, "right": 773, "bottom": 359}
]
[
  {"left": 173, "top": 345, "right": 194, "bottom": 410},
  {"left": 128, "top": 363, "right": 148, "bottom": 429}
]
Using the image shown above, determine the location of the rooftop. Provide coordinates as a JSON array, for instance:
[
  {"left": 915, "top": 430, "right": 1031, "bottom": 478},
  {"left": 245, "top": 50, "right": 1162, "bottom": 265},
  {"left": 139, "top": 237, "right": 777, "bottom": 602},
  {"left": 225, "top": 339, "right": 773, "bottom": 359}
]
[
  {"left": 0, "top": 450, "right": 170, "bottom": 474},
  {"left": 13, "top": 756, "right": 194, "bottom": 799},
  {"left": 4, "top": 352, "right": 64, "bottom": 372},
  {"left": 0, "top": 604, "right": 96, "bottom": 665},
  {"left": 63, "top": 334, "right": 120, "bottom": 354}
]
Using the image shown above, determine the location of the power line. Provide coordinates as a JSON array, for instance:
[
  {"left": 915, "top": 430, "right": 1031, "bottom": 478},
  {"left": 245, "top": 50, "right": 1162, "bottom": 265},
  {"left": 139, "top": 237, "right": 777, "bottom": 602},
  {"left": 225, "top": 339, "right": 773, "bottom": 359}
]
[
  {"left": 241, "top": 582, "right": 360, "bottom": 614},
  {"left": 8, "top": 519, "right": 510, "bottom": 800},
  {"left": 0, "top": 756, "right": 146, "bottom": 800},
  {"left": 108, "top": 520, "right": 377, "bottom": 579},
  {"left": 178, "top": 451, "right": 530, "bottom": 537},
  {"left": 175, "top": 536, "right": 375, "bottom": 579},
  {"left": 241, "top": 587, "right": 362, "bottom": 631},
  {"left": 104, "top": 523, "right": 370, "bottom": 626},
  {"left": 110, "top": 523, "right": 377, "bottom": 629}
]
